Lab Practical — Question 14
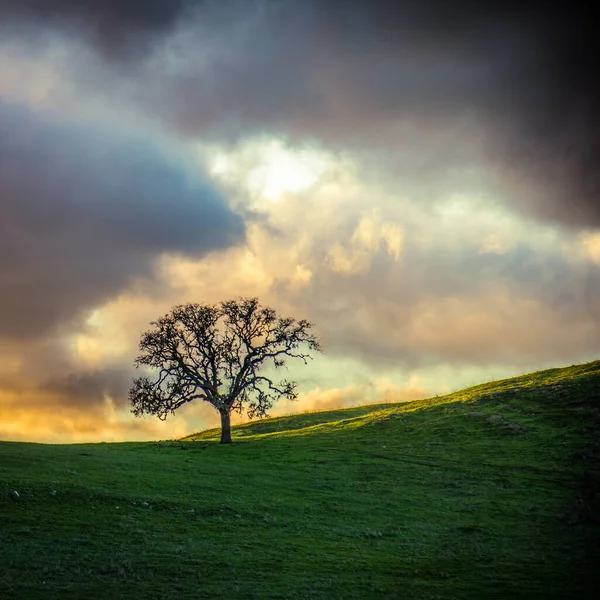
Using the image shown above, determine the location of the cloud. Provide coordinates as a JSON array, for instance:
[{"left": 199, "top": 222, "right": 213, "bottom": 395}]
[
  {"left": 3, "top": 1, "right": 597, "bottom": 228},
  {"left": 0, "top": 388, "right": 195, "bottom": 443},
  {"left": 308, "top": 225, "right": 600, "bottom": 369},
  {"left": 41, "top": 366, "right": 133, "bottom": 408},
  {"left": 328, "top": 210, "right": 404, "bottom": 275},
  {"left": 269, "top": 377, "right": 429, "bottom": 418},
  {"left": 0, "top": 99, "right": 245, "bottom": 340},
  {"left": 120, "top": 0, "right": 598, "bottom": 228},
  {"left": 580, "top": 232, "right": 600, "bottom": 265},
  {"left": 0, "top": 0, "right": 193, "bottom": 59},
  {"left": 158, "top": 158, "right": 600, "bottom": 371}
]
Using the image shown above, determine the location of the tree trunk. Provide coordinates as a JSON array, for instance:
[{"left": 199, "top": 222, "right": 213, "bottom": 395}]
[{"left": 220, "top": 409, "right": 232, "bottom": 444}]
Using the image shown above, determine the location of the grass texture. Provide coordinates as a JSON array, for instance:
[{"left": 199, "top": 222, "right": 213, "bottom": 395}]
[{"left": 1, "top": 360, "right": 599, "bottom": 599}]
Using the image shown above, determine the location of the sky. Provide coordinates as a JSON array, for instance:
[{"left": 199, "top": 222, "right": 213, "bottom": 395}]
[{"left": 0, "top": 0, "right": 598, "bottom": 442}]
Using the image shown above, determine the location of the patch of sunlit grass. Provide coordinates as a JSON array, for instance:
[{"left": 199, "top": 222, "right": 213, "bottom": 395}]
[{"left": 1, "top": 360, "right": 598, "bottom": 599}]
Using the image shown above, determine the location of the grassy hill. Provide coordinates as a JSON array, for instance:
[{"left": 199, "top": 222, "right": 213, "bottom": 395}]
[{"left": 1, "top": 360, "right": 599, "bottom": 599}]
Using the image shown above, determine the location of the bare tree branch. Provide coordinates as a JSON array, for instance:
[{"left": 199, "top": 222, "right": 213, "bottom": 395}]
[{"left": 129, "top": 297, "right": 322, "bottom": 443}]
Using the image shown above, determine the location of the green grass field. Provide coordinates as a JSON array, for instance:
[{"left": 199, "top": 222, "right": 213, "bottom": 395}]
[{"left": 1, "top": 361, "right": 599, "bottom": 599}]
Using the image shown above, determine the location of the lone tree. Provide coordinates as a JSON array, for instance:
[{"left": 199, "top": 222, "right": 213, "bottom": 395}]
[{"left": 129, "top": 297, "right": 321, "bottom": 444}]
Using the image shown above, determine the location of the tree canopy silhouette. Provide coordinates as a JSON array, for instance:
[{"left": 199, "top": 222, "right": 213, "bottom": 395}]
[{"left": 129, "top": 297, "right": 321, "bottom": 443}]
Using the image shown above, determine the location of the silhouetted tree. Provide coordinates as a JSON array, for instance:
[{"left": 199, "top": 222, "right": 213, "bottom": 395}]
[{"left": 129, "top": 297, "right": 321, "bottom": 443}]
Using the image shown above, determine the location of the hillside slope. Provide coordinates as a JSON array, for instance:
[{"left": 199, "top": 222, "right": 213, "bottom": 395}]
[{"left": 1, "top": 360, "right": 599, "bottom": 599}]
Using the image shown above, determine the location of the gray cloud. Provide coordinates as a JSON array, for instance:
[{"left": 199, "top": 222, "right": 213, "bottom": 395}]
[
  {"left": 3, "top": 1, "right": 597, "bottom": 227},
  {"left": 42, "top": 365, "right": 133, "bottom": 407},
  {"left": 1, "top": 0, "right": 597, "bottom": 230},
  {"left": 135, "top": 0, "right": 598, "bottom": 228},
  {"left": 308, "top": 240, "right": 600, "bottom": 369},
  {"left": 0, "top": 0, "right": 193, "bottom": 59},
  {"left": 0, "top": 100, "right": 245, "bottom": 339},
  {"left": 260, "top": 188, "right": 600, "bottom": 369}
]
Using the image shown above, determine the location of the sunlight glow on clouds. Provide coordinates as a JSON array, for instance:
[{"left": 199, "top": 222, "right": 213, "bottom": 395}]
[
  {"left": 0, "top": 391, "right": 192, "bottom": 443},
  {"left": 580, "top": 231, "right": 600, "bottom": 265},
  {"left": 271, "top": 376, "right": 428, "bottom": 417},
  {"left": 205, "top": 137, "right": 337, "bottom": 205},
  {"left": 71, "top": 302, "right": 148, "bottom": 369},
  {"left": 328, "top": 210, "right": 404, "bottom": 275}
]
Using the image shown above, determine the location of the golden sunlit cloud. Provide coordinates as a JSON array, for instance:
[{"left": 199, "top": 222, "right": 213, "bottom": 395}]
[
  {"left": 0, "top": 391, "right": 172, "bottom": 443},
  {"left": 580, "top": 231, "right": 600, "bottom": 265},
  {"left": 260, "top": 376, "right": 428, "bottom": 419},
  {"left": 328, "top": 210, "right": 404, "bottom": 274}
]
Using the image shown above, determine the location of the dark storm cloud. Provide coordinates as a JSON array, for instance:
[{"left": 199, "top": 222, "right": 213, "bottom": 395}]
[
  {"left": 0, "top": 0, "right": 191, "bottom": 58},
  {"left": 42, "top": 365, "right": 133, "bottom": 407},
  {"left": 0, "top": 100, "right": 245, "bottom": 339},
  {"left": 1, "top": 1, "right": 597, "bottom": 227},
  {"left": 127, "top": 0, "right": 596, "bottom": 228}
]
